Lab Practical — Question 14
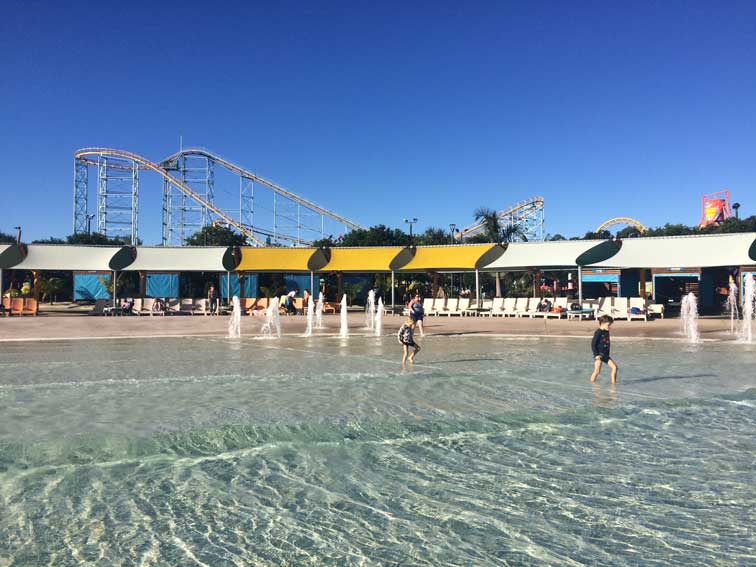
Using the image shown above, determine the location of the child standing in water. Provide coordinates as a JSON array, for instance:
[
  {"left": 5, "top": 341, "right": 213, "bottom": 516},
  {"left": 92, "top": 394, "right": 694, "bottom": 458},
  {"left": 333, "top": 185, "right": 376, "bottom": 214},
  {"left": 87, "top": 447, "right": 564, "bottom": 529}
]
[
  {"left": 590, "top": 315, "right": 618, "bottom": 383},
  {"left": 398, "top": 318, "right": 421, "bottom": 367}
]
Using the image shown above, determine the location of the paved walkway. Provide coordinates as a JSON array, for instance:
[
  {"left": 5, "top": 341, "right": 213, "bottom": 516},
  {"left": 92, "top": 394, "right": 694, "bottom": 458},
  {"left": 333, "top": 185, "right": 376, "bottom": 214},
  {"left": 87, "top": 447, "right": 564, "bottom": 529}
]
[{"left": 0, "top": 311, "right": 739, "bottom": 342}]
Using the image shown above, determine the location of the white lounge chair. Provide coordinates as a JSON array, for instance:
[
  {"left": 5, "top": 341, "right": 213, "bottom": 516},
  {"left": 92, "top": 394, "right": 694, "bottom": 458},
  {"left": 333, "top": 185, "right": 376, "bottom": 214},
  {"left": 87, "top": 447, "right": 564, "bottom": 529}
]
[
  {"left": 194, "top": 298, "right": 208, "bottom": 315},
  {"left": 489, "top": 297, "right": 505, "bottom": 317},
  {"left": 523, "top": 298, "right": 541, "bottom": 318},
  {"left": 612, "top": 297, "right": 629, "bottom": 320},
  {"left": 167, "top": 298, "right": 181, "bottom": 315},
  {"left": 429, "top": 297, "right": 445, "bottom": 316},
  {"left": 422, "top": 298, "right": 434, "bottom": 316},
  {"left": 439, "top": 298, "right": 458, "bottom": 316},
  {"left": 628, "top": 297, "right": 648, "bottom": 321},
  {"left": 513, "top": 297, "right": 529, "bottom": 317},
  {"left": 501, "top": 297, "right": 517, "bottom": 317},
  {"left": 140, "top": 298, "right": 155, "bottom": 316},
  {"left": 543, "top": 297, "right": 568, "bottom": 319},
  {"left": 647, "top": 303, "right": 664, "bottom": 319},
  {"left": 180, "top": 298, "right": 195, "bottom": 315},
  {"left": 448, "top": 297, "right": 469, "bottom": 316},
  {"left": 596, "top": 297, "right": 613, "bottom": 317},
  {"left": 132, "top": 298, "right": 143, "bottom": 315}
]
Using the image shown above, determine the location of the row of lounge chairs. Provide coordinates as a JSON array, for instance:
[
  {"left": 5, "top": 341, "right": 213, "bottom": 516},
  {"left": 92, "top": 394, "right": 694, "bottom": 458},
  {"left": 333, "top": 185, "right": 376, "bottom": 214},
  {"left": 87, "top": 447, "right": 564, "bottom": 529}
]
[
  {"left": 1, "top": 297, "right": 38, "bottom": 316},
  {"left": 416, "top": 296, "right": 663, "bottom": 320}
]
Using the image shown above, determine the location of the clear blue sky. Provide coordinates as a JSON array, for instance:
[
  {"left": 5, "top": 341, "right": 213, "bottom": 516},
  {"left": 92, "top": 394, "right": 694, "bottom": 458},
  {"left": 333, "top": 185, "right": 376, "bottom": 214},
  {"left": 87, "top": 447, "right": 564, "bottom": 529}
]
[{"left": 2, "top": 1, "right": 755, "bottom": 244}]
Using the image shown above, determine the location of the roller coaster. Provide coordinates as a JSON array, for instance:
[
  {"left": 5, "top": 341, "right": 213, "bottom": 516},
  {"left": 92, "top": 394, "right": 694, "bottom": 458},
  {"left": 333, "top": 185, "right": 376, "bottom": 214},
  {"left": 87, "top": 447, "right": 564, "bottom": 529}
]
[
  {"left": 73, "top": 147, "right": 364, "bottom": 246},
  {"left": 460, "top": 196, "right": 545, "bottom": 241}
]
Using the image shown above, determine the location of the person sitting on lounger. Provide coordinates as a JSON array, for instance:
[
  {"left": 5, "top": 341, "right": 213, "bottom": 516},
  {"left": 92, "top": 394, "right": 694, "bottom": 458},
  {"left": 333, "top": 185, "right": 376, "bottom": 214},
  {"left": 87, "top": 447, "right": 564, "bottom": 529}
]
[
  {"left": 152, "top": 298, "right": 165, "bottom": 314},
  {"left": 283, "top": 290, "right": 298, "bottom": 314}
]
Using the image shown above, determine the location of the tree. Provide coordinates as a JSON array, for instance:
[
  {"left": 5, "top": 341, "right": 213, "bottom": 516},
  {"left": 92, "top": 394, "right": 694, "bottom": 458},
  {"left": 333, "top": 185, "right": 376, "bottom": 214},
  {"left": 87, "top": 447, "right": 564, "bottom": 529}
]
[
  {"left": 39, "top": 277, "right": 66, "bottom": 303},
  {"left": 417, "top": 227, "right": 450, "bottom": 245},
  {"left": 66, "top": 232, "right": 131, "bottom": 245},
  {"left": 339, "top": 225, "right": 411, "bottom": 247},
  {"left": 0, "top": 230, "right": 16, "bottom": 244},
  {"left": 473, "top": 207, "right": 502, "bottom": 243},
  {"left": 184, "top": 225, "right": 248, "bottom": 247},
  {"left": 32, "top": 237, "right": 66, "bottom": 244},
  {"left": 546, "top": 233, "right": 567, "bottom": 241}
]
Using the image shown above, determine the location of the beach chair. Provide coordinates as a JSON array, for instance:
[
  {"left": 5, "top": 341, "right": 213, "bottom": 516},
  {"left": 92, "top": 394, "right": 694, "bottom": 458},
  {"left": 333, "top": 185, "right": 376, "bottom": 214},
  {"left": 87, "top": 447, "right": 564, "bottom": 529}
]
[
  {"left": 10, "top": 298, "right": 24, "bottom": 316},
  {"left": 1, "top": 296, "right": 9, "bottom": 317},
  {"left": 451, "top": 297, "right": 470, "bottom": 316},
  {"left": 180, "top": 298, "right": 195, "bottom": 315},
  {"left": 612, "top": 297, "right": 629, "bottom": 320},
  {"left": 293, "top": 297, "right": 304, "bottom": 315},
  {"left": 132, "top": 298, "right": 143, "bottom": 315},
  {"left": 647, "top": 303, "right": 664, "bottom": 319},
  {"left": 22, "top": 298, "right": 38, "bottom": 316},
  {"left": 429, "top": 297, "right": 445, "bottom": 316},
  {"left": 523, "top": 298, "right": 540, "bottom": 318},
  {"left": 323, "top": 301, "right": 337, "bottom": 314},
  {"left": 193, "top": 298, "right": 208, "bottom": 315},
  {"left": 501, "top": 297, "right": 517, "bottom": 317},
  {"left": 544, "top": 297, "right": 568, "bottom": 319},
  {"left": 422, "top": 298, "right": 434, "bottom": 316},
  {"left": 513, "top": 297, "right": 528, "bottom": 317},
  {"left": 167, "top": 299, "right": 181, "bottom": 315},
  {"left": 628, "top": 297, "right": 648, "bottom": 321},
  {"left": 87, "top": 299, "right": 108, "bottom": 316},
  {"left": 596, "top": 297, "right": 613, "bottom": 317},
  {"left": 440, "top": 298, "right": 459, "bottom": 316},
  {"left": 140, "top": 298, "right": 155, "bottom": 316},
  {"left": 489, "top": 297, "right": 505, "bottom": 317}
]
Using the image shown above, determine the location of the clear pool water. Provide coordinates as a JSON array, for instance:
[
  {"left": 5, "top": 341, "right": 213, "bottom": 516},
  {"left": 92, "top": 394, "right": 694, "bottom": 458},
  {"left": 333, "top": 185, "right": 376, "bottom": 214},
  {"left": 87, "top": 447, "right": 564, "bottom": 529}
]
[{"left": 0, "top": 335, "right": 754, "bottom": 566}]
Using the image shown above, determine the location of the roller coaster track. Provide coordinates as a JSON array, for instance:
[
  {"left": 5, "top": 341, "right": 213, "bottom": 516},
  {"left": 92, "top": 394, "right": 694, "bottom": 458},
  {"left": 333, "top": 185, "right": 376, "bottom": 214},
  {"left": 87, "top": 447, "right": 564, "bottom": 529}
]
[
  {"left": 461, "top": 196, "right": 545, "bottom": 239},
  {"left": 161, "top": 149, "right": 364, "bottom": 232},
  {"left": 595, "top": 217, "right": 647, "bottom": 234},
  {"left": 75, "top": 148, "right": 267, "bottom": 246}
]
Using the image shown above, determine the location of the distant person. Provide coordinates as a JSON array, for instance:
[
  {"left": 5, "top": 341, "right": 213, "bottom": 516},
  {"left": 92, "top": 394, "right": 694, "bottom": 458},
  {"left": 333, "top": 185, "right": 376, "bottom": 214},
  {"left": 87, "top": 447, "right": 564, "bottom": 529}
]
[
  {"left": 590, "top": 315, "right": 618, "bottom": 384},
  {"left": 537, "top": 297, "right": 552, "bottom": 312},
  {"left": 303, "top": 288, "right": 311, "bottom": 306},
  {"left": 152, "top": 297, "right": 165, "bottom": 314},
  {"left": 207, "top": 284, "right": 218, "bottom": 315},
  {"left": 398, "top": 318, "right": 421, "bottom": 367},
  {"left": 408, "top": 292, "right": 425, "bottom": 337},
  {"left": 283, "top": 290, "right": 297, "bottom": 314}
]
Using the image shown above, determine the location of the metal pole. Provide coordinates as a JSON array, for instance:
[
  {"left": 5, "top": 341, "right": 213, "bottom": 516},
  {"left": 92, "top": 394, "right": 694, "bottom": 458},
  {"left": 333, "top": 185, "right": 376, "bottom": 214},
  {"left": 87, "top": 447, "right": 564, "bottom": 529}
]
[
  {"left": 227, "top": 270, "right": 231, "bottom": 302},
  {"left": 113, "top": 270, "right": 117, "bottom": 310},
  {"left": 0, "top": 268, "right": 3, "bottom": 303},
  {"left": 475, "top": 269, "right": 480, "bottom": 305},
  {"left": 310, "top": 271, "right": 314, "bottom": 296},
  {"left": 391, "top": 271, "right": 395, "bottom": 311},
  {"left": 578, "top": 266, "right": 583, "bottom": 305}
]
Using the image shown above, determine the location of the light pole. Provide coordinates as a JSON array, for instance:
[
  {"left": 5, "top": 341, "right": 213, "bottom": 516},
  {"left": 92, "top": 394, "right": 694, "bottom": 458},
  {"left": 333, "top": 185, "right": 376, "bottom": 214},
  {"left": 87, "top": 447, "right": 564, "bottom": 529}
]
[
  {"left": 13, "top": 226, "right": 21, "bottom": 244},
  {"left": 85, "top": 214, "right": 95, "bottom": 235},
  {"left": 449, "top": 223, "right": 456, "bottom": 244},
  {"left": 733, "top": 202, "right": 741, "bottom": 219},
  {"left": 404, "top": 218, "right": 418, "bottom": 241}
]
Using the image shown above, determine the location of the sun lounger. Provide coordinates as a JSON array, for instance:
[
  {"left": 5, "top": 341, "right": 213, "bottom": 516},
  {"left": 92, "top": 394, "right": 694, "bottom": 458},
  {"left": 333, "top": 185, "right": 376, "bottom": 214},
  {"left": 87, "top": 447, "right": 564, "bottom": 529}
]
[
  {"left": 179, "top": 298, "right": 195, "bottom": 315},
  {"left": 132, "top": 298, "right": 143, "bottom": 315},
  {"left": 596, "top": 297, "right": 613, "bottom": 317},
  {"left": 501, "top": 297, "right": 517, "bottom": 317},
  {"left": 422, "top": 298, "right": 434, "bottom": 315},
  {"left": 139, "top": 298, "right": 155, "bottom": 315},
  {"left": 611, "top": 297, "right": 629, "bottom": 320},
  {"left": 429, "top": 297, "right": 445, "bottom": 316},
  {"left": 488, "top": 297, "right": 505, "bottom": 317},
  {"left": 513, "top": 297, "right": 529, "bottom": 317},
  {"left": 450, "top": 297, "right": 470, "bottom": 316},
  {"left": 1, "top": 296, "right": 9, "bottom": 317},
  {"left": 628, "top": 297, "right": 648, "bottom": 321},
  {"left": 439, "top": 298, "right": 459, "bottom": 316},
  {"left": 523, "top": 298, "right": 541, "bottom": 318},
  {"left": 647, "top": 304, "right": 664, "bottom": 319}
]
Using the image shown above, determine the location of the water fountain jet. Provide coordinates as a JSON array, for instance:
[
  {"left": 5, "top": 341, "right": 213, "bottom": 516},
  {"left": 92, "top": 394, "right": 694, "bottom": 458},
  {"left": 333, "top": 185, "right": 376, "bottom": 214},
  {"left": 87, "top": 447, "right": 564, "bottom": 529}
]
[
  {"left": 727, "top": 281, "right": 739, "bottom": 335},
  {"left": 741, "top": 275, "right": 755, "bottom": 343},
  {"left": 339, "top": 294, "right": 349, "bottom": 338},
  {"left": 315, "top": 292, "right": 325, "bottom": 329},
  {"left": 227, "top": 296, "right": 241, "bottom": 339},
  {"left": 260, "top": 297, "right": 282, "bottom": 339},
  {"left": 365, "top": 289, "right": 376, "bottom": 330},
  {"left": 375, "top": 297, "right": 383, "bottom": 337},
  {"left": 680, "top": 292, "right": 700, "bottom": 343},
  {"left": 304, "top": 295, "right": 315, "bottom": 337}
]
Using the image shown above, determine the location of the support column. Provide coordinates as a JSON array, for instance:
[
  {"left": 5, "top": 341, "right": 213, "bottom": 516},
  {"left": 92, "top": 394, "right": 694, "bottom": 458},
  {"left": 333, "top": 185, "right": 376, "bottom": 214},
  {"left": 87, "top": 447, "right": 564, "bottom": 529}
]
[
  {"left": 226, "top": 270, "right": 231, "bottom": 301},
  {"left": 32, "top": 271, "right": 40, "bottom": 302},
  {"left": 113, "top": 270, "right": 118, "bottom": 310},
  {"left": 578, "top": 266, "right": 583, "bottom": 305},
  {"left": 139, "top": 272, "right": 146, "bottom": 298},
  {"left": 310, "top": 271, "right": 314, "bottom": 296},
  {"left": 475, "top": 269, "right": 480, "bottom": 304},
  {"left": 639, "top": 268, "right": 647, "bottom": 299},
  {"left": 0, "top": 268, "right": 3, "bottom": 301},
  {"left": 391, "top": 271, "right": 395, "bottom": 311}
]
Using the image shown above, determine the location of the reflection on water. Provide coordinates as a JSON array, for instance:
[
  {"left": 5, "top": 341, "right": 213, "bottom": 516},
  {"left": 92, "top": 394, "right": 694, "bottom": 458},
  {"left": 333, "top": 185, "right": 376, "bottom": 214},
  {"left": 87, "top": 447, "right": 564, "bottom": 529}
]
[{"left": 0, "top": 336, "right": 754, "bottom": 565}]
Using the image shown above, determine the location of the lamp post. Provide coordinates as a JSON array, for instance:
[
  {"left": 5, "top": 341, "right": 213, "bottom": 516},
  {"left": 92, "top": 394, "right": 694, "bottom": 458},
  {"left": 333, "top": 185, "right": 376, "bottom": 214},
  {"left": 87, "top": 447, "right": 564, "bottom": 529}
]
[
  {"left": 449, "top": 223, "right": 456, "bottom": 244},
  {"left": 13, "top": 226, "right": 21, "bottom": 244},
  {"left": 85, "top": 214, "right": 95, "bottom": 235},
  {"left": 404, "top": 218, "right": 418, "bottom": 241},
  {"left": 733, "top": 202, "right": 741, "bottom": 219}
]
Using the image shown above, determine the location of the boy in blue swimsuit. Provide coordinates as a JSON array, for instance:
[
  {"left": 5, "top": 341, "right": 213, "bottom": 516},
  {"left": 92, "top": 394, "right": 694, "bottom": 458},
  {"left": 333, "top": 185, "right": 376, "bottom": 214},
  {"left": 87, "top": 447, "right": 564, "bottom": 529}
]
[
  {"left": 590, "top": 315, "right": 618, "bottom": 384},
  {"left": 398, "top": 318, "right": 421, "bottom": 367}
]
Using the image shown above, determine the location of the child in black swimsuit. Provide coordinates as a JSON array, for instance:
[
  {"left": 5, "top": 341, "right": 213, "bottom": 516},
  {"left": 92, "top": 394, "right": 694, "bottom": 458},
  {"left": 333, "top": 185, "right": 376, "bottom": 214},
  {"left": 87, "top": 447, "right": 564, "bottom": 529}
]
[
  {"left": 398, "top": 318, "right": 421, "bottom": 367},
  {"left": 590, "top": 315, "right": 618, "bottom": 384}
]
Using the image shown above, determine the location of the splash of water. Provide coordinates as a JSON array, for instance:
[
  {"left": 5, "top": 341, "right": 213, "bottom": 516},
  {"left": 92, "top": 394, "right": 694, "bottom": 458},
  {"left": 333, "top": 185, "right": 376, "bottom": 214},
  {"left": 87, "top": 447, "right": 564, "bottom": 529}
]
[
  {"left": 339, "top": 294, "right": 349, "bottom": 338},
  {"left": 680, "top": 292, "right": 700, "bottom": 343},
  {"left": 365, "top": 289, "right": 376, "bottom": 330},
  {"left": 304, "top": 295, "right": 315, "bottom": 337},
  {"left": 227, "top": 296, "right": 241, "bottom": 339},
  {"left": 260, "top": 297, "right": 282, "bottom": 339},
  {"left": 315, "top": 292, "right": 325, "bottom": 329},
  {"left": 375, "top": 297, "right": 383, "bottom": 337},
  {"left": 727, "top": 281, "right": 739, "bottom": 334},
  {"left": 741, "top": 275, "right": 755, "bottom": 343}
]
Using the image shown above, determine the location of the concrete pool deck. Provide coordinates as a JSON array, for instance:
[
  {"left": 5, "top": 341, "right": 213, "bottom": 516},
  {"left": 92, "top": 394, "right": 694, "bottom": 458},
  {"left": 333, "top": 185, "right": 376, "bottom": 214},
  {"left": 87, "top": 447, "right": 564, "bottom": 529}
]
[{"left": 0, "top": 310, "right": 742, "bottom": 342}]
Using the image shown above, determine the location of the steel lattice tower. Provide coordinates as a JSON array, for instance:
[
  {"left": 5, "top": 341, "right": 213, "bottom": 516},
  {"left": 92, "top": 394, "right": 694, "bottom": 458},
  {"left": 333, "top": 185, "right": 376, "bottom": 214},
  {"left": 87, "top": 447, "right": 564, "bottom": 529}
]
[{"left": 161, "top": 154, "right": 214, "bottom": 245}]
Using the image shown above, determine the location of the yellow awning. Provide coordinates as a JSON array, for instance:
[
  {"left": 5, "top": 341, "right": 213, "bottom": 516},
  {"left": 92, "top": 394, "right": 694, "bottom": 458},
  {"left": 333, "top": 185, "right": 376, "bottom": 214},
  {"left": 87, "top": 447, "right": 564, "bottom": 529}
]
[
  {"left": 320, "top": 247, "right": 409, "bottom": 272},
  {"left": 399, "top": 244, "right": 505, "bottom": 271},
  {"left": 236, "top": 247, "right": 326, "bottom": 272}
]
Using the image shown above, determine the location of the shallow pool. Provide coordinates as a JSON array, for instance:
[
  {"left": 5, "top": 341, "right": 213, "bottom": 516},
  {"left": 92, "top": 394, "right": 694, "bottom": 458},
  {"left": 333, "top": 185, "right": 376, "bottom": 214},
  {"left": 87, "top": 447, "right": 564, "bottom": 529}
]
[{"left": 1, "top": 335, "right": 754, "bottom": 565}]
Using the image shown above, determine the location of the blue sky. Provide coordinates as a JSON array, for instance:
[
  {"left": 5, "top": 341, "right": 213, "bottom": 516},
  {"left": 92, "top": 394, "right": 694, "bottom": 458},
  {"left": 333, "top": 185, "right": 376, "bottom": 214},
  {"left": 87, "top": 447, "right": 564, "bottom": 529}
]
[{"left": 1, "top": 1, "right": 755, "bottom": 244}]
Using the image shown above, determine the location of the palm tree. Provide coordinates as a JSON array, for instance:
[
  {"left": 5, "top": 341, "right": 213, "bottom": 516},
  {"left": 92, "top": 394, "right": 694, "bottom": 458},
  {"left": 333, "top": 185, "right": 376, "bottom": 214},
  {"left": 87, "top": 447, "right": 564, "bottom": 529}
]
[{"left": 473, "top": 208, "right": 530, "bottom": 297}]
